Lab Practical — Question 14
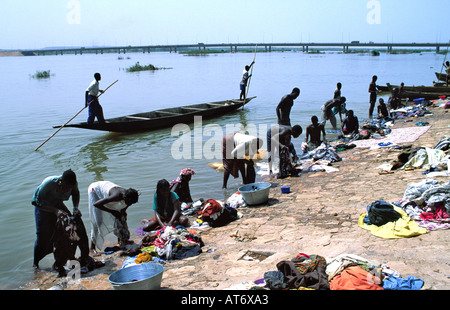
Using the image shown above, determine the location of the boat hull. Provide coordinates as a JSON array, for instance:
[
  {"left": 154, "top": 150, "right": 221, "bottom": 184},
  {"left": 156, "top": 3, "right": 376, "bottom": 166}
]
[
  {"left": 54, "top": 97, "right": 255, "bottom": 132},
  {"left": 435, "top": 72, "right": 448, "bottom": 82}
]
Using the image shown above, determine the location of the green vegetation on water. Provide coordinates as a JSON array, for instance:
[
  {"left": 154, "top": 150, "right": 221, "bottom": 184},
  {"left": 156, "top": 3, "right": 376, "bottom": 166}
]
[
  {"left": 32, "top": 70, "right": 51, "bottom": 79},
  {"left": 126, "top": 61, "right": 171, "bottom": 72}
]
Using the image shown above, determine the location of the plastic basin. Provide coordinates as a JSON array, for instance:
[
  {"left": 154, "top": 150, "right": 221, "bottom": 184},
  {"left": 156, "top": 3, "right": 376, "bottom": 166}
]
[
  {"left": 281, "top": 186, "right": 291, "bottom": 194},
  {"left": 108, "top": 262, "right": 164, "bottom": 290},
  {"left": 238, "top": 182, "right": 271, "bottom": 205}
]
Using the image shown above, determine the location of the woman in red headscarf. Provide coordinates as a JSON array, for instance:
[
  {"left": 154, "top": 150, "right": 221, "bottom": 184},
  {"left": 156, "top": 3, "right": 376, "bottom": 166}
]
[{"left": 170, "top": 168, "right": 195, "bottom": 203}]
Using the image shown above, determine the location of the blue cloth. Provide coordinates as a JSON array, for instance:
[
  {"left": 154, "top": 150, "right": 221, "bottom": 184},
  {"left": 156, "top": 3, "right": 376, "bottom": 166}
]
[
  {"left": 33, "top": 206, "right": 57, "bottom": 265},
  {"left": 87, "top": 95, "right": 105, "bottom": 124},
  {"left": 383, "top": 275, "right": 424, "bottom": 290}
]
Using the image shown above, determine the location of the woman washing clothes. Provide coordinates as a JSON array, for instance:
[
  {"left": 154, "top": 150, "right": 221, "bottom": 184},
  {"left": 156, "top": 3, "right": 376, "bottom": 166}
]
[
  {"left": 142, "top": 179, "right": 190, "bottom": 232},
  {"left": 88, "top": 181, "right": 139, "bottom": 253}
]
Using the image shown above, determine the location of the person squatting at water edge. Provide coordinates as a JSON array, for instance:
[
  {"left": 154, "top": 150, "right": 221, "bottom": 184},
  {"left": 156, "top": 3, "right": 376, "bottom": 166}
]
[
  {"left": 142, "top": 179, "right": 190, "bottom": 232},
  {"left": 340, "top": 110, "right": 359, "bottom": 138},
  {"left": 88, "top": 181, "right": 139, "bottom": 254},
  {"left": 267, "top": 124, "right": 302, "bottom": 178},
  {"left": 222, "top": 132, "right": 263, "bottom": 189},
  {"left": 31, "top": 169, "right": 103, "bottom": 276},
  {"left": 86, "top": 72, "right": 105, "bottom": 124},
  {"left": 169, "top": 168, "right": 196, "bottom": 204},
  {"left": 303, "top": 115, "right": 327, "bottom": 153}
]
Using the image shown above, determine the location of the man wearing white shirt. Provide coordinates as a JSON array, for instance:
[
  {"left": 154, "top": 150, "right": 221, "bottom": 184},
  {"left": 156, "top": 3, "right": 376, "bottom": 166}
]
[{"left": 85, "top": 73, "right": 105, "bottom": 124}]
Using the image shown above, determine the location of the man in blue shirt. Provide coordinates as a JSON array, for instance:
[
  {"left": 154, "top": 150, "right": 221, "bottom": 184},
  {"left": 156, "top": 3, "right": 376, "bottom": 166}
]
[{"left": 31, "top": 169, "right": 91, "bottom": 274}]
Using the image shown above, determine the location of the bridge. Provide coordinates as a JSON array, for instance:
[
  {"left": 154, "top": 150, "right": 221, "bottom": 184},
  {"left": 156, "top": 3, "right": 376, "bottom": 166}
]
[{"left": 26, "top": 42, "right": 449, "bottom": 56}]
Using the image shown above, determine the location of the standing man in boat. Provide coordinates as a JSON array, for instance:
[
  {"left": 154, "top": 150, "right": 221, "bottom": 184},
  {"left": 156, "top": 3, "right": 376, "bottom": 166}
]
[
  {"left": 240, "top": 61, "right": 255, "bottom": 100},
  {"left": 86, "top": 73, "right": 105, "bottom": 124},
  {"left": 276, "top": 87, "right": 300, "bottom": 126}
]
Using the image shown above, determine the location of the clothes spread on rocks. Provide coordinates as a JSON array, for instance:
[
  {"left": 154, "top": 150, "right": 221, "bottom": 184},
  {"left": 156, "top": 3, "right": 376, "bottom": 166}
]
[{"left": 228, "top": 252, "right": 424, "bottom": 290}]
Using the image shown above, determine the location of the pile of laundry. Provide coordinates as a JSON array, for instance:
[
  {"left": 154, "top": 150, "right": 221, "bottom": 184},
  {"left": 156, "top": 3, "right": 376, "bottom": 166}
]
[
  {"left": 378, "top": 136, "right": 449, "bottom": 174},
  {"left": 297, "top": 143, "right": 342, "bottom": 173},
  {"left": 358, "top": 180, "right": 450, "bottom": 238},
  {"left": 228, "top": 253, "right": 424, "bottom": 290},
  {"left": 390, "top": 101, "right": 433, "bottom": 120},
  {"left": 400, "top": 179, "right": 450, "bottom": 231},
  {"left": 358, "top": 200, "right": 427, "bottom": 239},
  {"left": 121, "top": 225, "right": 204, "bottom": 268},
  {"left": 190, "top": 196, "right": 244, "bottom": 230}
]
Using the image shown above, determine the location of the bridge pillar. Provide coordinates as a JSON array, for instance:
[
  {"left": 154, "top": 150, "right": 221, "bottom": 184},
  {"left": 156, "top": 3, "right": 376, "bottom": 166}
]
[
  {"left": 235, "top": 45, "right": 237, "bottom": 53},
  {"left": 436, "top": 46, "right": 440, "bottom": 53}
]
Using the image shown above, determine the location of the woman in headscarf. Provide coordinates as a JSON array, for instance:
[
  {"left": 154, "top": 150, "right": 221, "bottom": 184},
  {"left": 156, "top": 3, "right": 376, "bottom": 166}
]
[{"left": 169, "top": 168, "right": 195, "bottom": 203}]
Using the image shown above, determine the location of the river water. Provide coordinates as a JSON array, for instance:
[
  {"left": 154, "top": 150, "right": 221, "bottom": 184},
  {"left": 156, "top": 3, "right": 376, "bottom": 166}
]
[{"left": 0, "top": 49, "right": 445, "bottom": 289}]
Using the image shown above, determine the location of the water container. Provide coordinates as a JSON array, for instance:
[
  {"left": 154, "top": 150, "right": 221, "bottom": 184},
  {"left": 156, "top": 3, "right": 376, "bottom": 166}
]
[
  {"left": 238, "top": 182, "right": 271, "bottom": 205},
  {"left": 108, "top": 262, "right": 164, "bottom": 290}
]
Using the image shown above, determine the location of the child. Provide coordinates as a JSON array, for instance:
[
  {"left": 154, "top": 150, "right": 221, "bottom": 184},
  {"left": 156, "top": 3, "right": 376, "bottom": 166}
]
[
  {"left": 341, "top": 110, "right": 359, "bottom": 136},
  {"left": 377, "top": 98, "right": 389, "bottom": 119},
  {"left": 303, "top": 116, "right": 326, "bottom": 153}
]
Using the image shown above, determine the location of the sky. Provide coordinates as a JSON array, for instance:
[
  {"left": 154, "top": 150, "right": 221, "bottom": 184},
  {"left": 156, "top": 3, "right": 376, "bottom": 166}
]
[{"left": 0, "top": 0, "right": 448, "bottom": 50}]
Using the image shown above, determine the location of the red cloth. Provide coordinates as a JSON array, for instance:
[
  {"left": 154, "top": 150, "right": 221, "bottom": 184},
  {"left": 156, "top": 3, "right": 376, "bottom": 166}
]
[
  {"left": 420, "top": 205, "right": 450, "bottom": 221},
  {"left": 197, "top": 199, "right": 222, "bottom": 219},
  {"left": 330, "top": 266, "right": 383, "bottom": 290}
]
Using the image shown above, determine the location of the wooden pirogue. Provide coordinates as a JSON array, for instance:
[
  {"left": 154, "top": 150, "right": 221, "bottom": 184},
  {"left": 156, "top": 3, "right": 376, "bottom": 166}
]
[{"left": 53, "top": 97, "right": 256, "bottom": 132}]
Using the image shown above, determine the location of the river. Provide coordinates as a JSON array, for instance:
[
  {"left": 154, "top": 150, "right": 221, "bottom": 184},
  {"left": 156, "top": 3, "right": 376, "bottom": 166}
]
[{"left": 0, "top": 49, "right": 445, "bottom": 289}]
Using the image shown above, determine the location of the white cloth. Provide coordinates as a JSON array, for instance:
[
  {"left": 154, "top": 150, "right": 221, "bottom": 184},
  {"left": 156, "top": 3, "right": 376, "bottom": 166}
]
[
  {"left": 231, "top": 133, "right": 259, "bottom": 158},
  {"left": 86, "top": 79, "right": 100, "bottom": 96},
  {"left": 88, "top": 181, "right": 127, "bottom": 251}
]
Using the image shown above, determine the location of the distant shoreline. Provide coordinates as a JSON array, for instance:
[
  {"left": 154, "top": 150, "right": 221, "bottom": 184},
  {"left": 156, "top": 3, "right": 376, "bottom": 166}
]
[{"left": 0, "top": 51, "right": 37, "bottom": 57}]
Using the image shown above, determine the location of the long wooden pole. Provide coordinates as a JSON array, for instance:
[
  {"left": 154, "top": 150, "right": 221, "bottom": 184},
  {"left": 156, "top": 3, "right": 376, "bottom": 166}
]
[
  {"left": 243, "top": 44, "right": 257, "bottom": 107},
  {"left": 34, "top": 80, "right": 119, "bottom": 151}
]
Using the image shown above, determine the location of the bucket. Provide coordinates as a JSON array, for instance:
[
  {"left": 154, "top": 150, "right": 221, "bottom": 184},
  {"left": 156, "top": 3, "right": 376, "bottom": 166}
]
[
  {"left": 108, "top": 263, "right": 164, "bottom": 290},
  {"left": 281, "top": 186, "right": 291, "bottom": 194},
  {"left": 238, "top": 182, "right": 271, "bottom": 205}
]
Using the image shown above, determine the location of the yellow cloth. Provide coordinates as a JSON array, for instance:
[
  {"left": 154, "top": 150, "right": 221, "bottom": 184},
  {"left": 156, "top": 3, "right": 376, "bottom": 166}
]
[
  {"left": 358, "top": 206, "right": 427, "bottom": 239},
  {"left": 135, "top": 252, "right": 153, "bottom": 264}
]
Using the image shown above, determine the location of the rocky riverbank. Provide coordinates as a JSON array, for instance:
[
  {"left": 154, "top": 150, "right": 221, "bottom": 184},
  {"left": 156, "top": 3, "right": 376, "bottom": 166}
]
[{"left": 18, "top": 100, "right": 449, "bottom": 291}]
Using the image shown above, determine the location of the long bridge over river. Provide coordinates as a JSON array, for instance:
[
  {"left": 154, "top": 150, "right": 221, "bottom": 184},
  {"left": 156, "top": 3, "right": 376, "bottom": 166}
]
[{"left": 26, "top": 42, "right": 449, "bottom": 56}]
